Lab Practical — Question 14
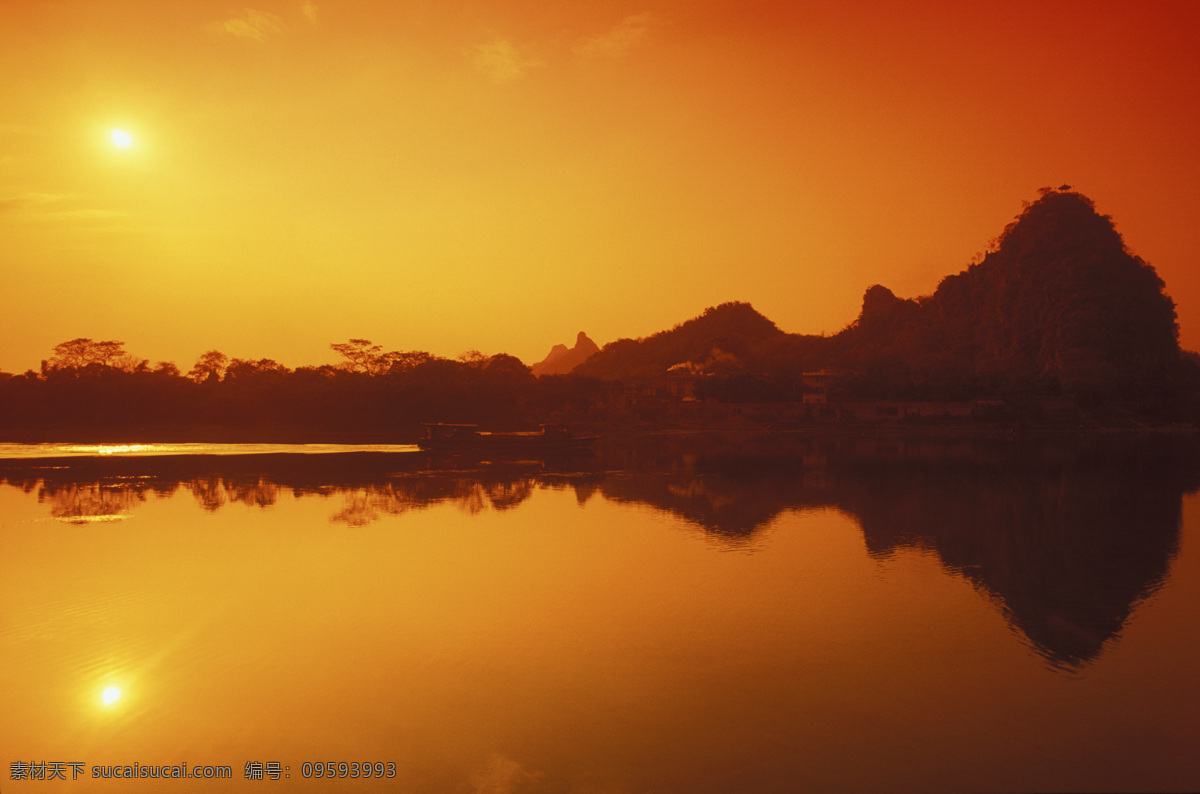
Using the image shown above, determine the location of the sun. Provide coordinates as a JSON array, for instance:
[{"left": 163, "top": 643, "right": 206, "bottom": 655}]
[
  {"left": 111, "top": 129, "right": 133, "bottom": 148},
  {"left": 102, "top": 686, "right": 121, "bottom": 705}
]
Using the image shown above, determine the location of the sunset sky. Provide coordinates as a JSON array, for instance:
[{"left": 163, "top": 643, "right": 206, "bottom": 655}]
[{"left": 2, "top": 0, "right": 1198, "bottom": 373}]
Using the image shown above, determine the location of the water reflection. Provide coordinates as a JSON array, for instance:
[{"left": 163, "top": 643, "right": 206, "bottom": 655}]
[
  {"left": 40, "top": 482, "right": 145, "bottom": 524},
  {"left": 4, "top": 434, "right": 1197, "bottom": 673},
  {"left": 324, "top": 478, "right": 538, "bottom": 526},
  {"left": 833, "top": 441, "right": 1192, "bottom": 671}
]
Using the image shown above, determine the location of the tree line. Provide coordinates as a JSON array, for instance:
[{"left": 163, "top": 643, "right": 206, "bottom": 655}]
[{"left": 0, "top": 338, "right": 605, "bottom": 441}]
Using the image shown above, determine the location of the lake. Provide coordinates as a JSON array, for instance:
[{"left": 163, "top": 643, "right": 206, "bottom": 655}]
[{"left": 2, "top": 433, "right": 1198, "bottom": 792}]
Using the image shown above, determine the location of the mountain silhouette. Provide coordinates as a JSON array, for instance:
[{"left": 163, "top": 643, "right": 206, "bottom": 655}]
[
  {"left": 574, "top": 301, "right": 790, "bottom": 381},
  {"left": 531, "top": 331, "right": 600, "bottom": 376},
  {"left": 568, "top": 190, "right": 1183, "bottom": 404},
  {"left": 832, "top": 188, "right": 1180, "bottom": 399}
]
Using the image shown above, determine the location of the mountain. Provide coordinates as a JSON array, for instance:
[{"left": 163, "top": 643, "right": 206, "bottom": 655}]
[
  {"left": 957, "top": 189, "right": 1178, "bottom": 391},
  {"left": 565, "top": 190, "right": 1182, "bottom": 405},
  {"left": 832, "top": 188, "right": 1180, "bottom": 399},
  {"left": 574, "top": 302, "right": 791, "bottom": 381},
  {"left": 531, "top": 332, "right": 600, "bottom": 376}
]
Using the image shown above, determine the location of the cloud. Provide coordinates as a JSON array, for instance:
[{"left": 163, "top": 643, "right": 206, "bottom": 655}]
[
  {"left": 0, "top": 192, "right": 70, "bottom": 214},
  {"left": 473, "top": 39, "right": 543, "bottom": 84},
  {"left": 301, "top": 1, "right": 317, "bottom": 25},
  {"left": 0, "top": 194, "right": 129, "bottom": 227},
  {"left": 210, "top": 8, "right": 284, "bottom": 41},
  {"left": 5, "top": 192, "right": 69, "bottom": 205},
  {"left": 574, "top": 13, "right": 657, "bottom": 59},
  {"left": 54, "top": 209, "right": 128, "bottom": 220}
]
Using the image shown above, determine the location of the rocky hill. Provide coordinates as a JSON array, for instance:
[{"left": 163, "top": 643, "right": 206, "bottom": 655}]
[
  {"left": 530, "top": 332, "right": 600, "bottom": 376},
  {"left": 573, "top": 302, "right": 793, "bottom": 381},
  {"left": 831, "top": 188, "right": 1180, "bottom": 399},
  {"left": 564, "top": 189, "right": 1183, "bottom": 404}
]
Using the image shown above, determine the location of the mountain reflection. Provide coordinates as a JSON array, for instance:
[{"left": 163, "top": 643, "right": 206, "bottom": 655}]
[
  {"left": 4, "top": 434, "right": 1197, "bottom": 671},
  {"left": 824, "top": 438, "right": 1195, "bottom": 670}
]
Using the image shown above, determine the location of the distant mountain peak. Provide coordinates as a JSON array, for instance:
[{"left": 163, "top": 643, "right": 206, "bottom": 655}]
[
  {"left": 573, "top": 302, "right": 787, "bottom": 381},
  {"left": 531, "top": 332, "right": 600, "bottom": 376}
]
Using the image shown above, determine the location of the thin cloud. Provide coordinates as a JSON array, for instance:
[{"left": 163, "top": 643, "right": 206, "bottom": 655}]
[
  {"left": 54, "top": 209, "right": 128, "bottom": 220},
  {"left": 574, "top": 13, "right": 657, "bottom": 59},
  {"left": 473, "top": 39, "right": 543, "bottom": 84},
  {"left": 0, "top": 194, "right": 130, "bottom": 226},
  {"left": 301, "top": 1, "right": 317, "bottom": 25},
  {"left": 4, "top": 192, "right": 70, "bottom": 205},
  {"left": 210, "top": 8, "right": 285, "bottom": 41},
  {"left": 0, "top": 193, "right": 70, "bottom": 214}
]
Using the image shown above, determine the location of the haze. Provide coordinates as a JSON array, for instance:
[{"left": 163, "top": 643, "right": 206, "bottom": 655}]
[{"left": 2, "top": 0, "right": 1197, "bottom": 373}]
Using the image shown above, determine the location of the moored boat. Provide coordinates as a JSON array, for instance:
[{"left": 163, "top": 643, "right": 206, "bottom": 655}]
[{"left": 417, "top": 423, "right": 597, "bottom": 453}]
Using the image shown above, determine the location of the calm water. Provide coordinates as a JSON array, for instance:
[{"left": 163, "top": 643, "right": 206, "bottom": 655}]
[{"left": 2, "top": 434, "right": 1198, "bottom": 792}]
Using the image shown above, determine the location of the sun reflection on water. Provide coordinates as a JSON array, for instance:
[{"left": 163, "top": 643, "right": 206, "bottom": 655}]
[{"left": 92, "top": 445, "right": 160, "bottom": 456}]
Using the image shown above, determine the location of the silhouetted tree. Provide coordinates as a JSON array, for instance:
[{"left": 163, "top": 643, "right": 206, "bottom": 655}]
[
  {"left": 226, "top": 358, "right": 289, "bottom": 379},
  {"left": 188, "top": 350, "right": 229, "bottom": 383},
  {"left": 458, "top": 350, "right": 489, "bottom": 368},
  {"left": 331, "top": 339, "right": 386, "bottom": 375},
  {"left": 44, "top": 338, "right": 128, "bottom": 372},
  {"left": 383, "top": 350, "right": 434, "bottom": 375},
  {"left": 111, "top": 353, "right": 149, "bottom": 374}
]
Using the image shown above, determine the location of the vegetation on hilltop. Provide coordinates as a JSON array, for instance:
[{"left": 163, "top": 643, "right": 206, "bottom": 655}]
[
  {"left": 575, "top": 301, "right": 795, "bottom": 381},
  {"left": 573, "top": 189, "right": 1189, "bottom": 411},
  {"left": 829, "top": 189, "right": 1180, "bottom": 402}
]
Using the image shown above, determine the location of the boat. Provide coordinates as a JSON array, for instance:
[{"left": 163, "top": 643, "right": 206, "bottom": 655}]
[{"left": 416, "top": 423, "right": 598, "bottom": 453}]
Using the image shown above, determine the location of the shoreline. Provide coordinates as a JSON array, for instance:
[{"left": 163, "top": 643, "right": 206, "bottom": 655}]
[{"left": 2, "top": 420, "right": 1197, "bottom": 448}]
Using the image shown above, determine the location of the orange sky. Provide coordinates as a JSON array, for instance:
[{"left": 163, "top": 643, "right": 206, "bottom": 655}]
[{"left": 2, "top": 0, "right": 1198, "bottom": 373}]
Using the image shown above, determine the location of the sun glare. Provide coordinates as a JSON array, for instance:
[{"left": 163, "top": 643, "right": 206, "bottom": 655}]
[
  {"left": 102, "top": 686, "right": 121, "bottom": 705},
  {"left": 111, "top": 129, "right": 133, "bottom": 148}
]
